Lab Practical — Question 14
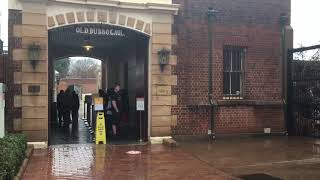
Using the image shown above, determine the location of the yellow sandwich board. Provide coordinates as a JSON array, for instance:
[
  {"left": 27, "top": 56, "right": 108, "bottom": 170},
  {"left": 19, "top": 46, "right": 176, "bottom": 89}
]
[{"left": 95, "top": 112, "right": 106, "bottom": 144}]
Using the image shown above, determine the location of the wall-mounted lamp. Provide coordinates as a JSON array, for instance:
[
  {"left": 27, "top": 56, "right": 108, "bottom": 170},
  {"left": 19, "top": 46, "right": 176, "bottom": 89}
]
[
  {"left": 83, "top": 42, "right": 94, "bottom": 51},
  {"left": 157, "top": 48, "right": 171, "bottom": 72},
  {"left": 82, "top": 37, "right": 94, "bottom": 52},
  {"left": 28, "top": 43, "right": 41, "bottom": 70}
]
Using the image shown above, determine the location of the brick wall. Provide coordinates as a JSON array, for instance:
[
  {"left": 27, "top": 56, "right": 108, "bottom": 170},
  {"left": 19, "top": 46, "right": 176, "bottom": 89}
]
[
  {"left": 6, "top": 10, "right": 23, "bottom": 132},
  {"left": 172, "top": 0, "right": 290, "bottom": 135}
]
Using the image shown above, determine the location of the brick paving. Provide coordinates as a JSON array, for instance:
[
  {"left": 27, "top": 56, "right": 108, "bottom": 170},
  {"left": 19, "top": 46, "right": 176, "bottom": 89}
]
[{"left": 22, "top": 144, "right": 238, "bottom": 180}]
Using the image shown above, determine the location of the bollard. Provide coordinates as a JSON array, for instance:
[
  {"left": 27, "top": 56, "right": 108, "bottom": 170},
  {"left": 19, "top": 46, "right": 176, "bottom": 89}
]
[
  {"left": 92, "top": 105, "right": 96, "bottom": 133},
  {"left": 85, "top": 95, "right": 92, "bottom": 128}
]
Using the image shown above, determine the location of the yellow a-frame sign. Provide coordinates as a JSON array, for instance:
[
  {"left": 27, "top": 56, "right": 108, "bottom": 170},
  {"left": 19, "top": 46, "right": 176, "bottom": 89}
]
[{"left": 95, "top": 112, "right": 106, "bottom": 144}]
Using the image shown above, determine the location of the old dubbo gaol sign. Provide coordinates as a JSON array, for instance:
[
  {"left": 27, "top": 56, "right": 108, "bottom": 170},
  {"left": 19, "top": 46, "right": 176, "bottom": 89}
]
[{"left": 75, "top": 26, "right": 126, "bottom": 37}]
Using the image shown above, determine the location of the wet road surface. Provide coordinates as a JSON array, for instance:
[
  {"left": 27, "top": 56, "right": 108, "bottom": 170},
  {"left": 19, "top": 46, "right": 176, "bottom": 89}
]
[
  {"left": 49, "top": 118, "right": 94, "bottom": 145},
  {"left": 179, "top": 136, "right": 320, "bottom": 180},
  {"left": 49, "top": 118, "right": 144, "bottom": 146},
  {"left": 23, "top": 136, "right": 320, "bottom": 180},
  {"left": 22, "top": 144, "right": 238, "bottom": 180}
]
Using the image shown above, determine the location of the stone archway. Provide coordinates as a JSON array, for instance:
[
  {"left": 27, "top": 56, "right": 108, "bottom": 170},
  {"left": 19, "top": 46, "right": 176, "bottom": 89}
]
[
  {"left": 47, "top": 11, "right": 151, "bottom": 35},
  {"left": 9, "top": 0, "right": 179, "bottom": 143}
]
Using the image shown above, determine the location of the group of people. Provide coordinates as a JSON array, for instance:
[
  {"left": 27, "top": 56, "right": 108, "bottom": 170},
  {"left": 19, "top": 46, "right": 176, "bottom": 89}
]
[
  {"left": 57, "top": 89, "right": 80, "bottom": 130},
  {"left": 99, "top": 83, "right": 129, "bottom": 138},
  {"left": 56, "top": 83, "right": 129, "bottom": 138}
]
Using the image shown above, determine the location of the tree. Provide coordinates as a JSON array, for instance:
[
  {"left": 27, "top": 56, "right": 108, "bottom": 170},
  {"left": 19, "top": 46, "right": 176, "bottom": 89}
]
[
  {"left": 54, "top": 58, "right": 71, "bottom": 78},
  {"left": 69, "top": 58, "right": 101, "bottom": 78}
]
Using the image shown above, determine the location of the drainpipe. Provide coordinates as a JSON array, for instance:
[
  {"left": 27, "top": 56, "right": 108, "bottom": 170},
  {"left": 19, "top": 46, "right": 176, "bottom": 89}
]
[
  {"left": 0, "top": 83, "right": 5, "bottom": 138},
  {"left": 207, "top": 8, "right": 217, "bottom": 140},
  {"left": 280, "top": 15, "right": 288, "bottom": 135}
]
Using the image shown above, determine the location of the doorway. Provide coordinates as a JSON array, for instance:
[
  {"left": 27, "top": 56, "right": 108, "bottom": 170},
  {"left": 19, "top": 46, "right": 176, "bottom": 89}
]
[{"left": 48, "top": 24, "right": 149, "bottom": 145}]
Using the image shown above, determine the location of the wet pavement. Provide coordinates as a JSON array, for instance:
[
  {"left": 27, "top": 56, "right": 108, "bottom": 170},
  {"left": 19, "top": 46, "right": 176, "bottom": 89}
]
[
  {"left": 49, "top": 117, "right": 142, "bottom": 146},
  {"left": 179, "top": 136, "right": 320, "bottom": 180},
  {"left": 49, "top": 118, "right": 94, "bottom": 145},
  {"left": 22, "top": 144, "right": 237, "bottom": 180},
  {"left": 23, "top": 136, "right": 320, "bottom": 180}
]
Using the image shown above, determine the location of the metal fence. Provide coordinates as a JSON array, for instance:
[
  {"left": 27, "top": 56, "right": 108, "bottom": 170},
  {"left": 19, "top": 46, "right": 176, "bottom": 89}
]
[{"left": 287, "top": 45, "right": 320, "bottom": 137}]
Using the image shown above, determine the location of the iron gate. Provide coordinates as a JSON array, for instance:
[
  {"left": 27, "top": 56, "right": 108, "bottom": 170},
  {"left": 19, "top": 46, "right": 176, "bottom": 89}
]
[
  {"left": 288, "top": 44, "right": 320, "bottom": 137},
  {"left": 0, "top": 40, "right": 5, "bottom": 84}
]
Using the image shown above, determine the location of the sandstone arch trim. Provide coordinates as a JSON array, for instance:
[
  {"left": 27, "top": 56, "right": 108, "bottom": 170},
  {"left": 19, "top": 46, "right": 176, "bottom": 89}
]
[{"left": 47, "top": 11, "right": 151, "bottom": 35}]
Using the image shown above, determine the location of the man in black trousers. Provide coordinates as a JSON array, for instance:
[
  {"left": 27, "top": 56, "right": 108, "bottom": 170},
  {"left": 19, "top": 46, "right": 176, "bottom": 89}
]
[
  {"left": 62, "top": 89, "right": 72, "bottom": 130},
  {"left": 57, "top": 90, "right": 64, "bottom": 127},
  {"left": 71, "top": 90, "right": 80, "bottom": 131}
]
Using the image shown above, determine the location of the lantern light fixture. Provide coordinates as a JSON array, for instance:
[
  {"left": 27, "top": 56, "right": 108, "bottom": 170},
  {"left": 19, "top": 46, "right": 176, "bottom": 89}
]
[
  {"left": 83, "top": 43, "right": 94, "bottom": 51},
  {"left": 28, "top": 43, "right": 41, "bottom": 70},
  {"left": 157, "top": 48, "right": 171, "bottom": 72},
  {"left": 82, "top": 38, "right": 94, "bottom": 51}
]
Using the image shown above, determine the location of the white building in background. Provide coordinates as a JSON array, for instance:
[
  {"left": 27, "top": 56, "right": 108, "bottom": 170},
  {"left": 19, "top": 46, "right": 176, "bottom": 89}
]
[
  {"left": 0, "top": 11, "right": 3, "bottom": 53},
  {"left": 0, "top": 11, "right": 2, "bottom": 35}
]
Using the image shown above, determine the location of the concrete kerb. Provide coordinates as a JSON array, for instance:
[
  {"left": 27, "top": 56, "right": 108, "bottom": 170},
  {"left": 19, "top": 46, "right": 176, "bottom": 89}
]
[
  {"left": 150, "top": 136, "right": 178, "bottom": 147},
  {"left": 14, "top": 145, "right": 34, "bottom": 180}
]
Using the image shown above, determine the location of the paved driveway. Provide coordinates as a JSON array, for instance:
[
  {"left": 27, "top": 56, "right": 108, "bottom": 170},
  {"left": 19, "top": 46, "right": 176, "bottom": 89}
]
[{"left": 179, "top": 136, "right": 320, "bottom": 180}]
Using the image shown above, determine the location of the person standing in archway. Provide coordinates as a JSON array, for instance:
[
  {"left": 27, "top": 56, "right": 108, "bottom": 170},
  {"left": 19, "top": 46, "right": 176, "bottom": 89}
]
[
  {"left": 111, "top": 83, "right": 122, "bottom": 138},
  {"left": 71, "top": 90, "right": 80, "bottom": 131},
  {"left": 57, "top": 90, "right": 65, "bottom": 127},
  {"left": 63, "top": 89, "right": 72, "bottom": 130}
]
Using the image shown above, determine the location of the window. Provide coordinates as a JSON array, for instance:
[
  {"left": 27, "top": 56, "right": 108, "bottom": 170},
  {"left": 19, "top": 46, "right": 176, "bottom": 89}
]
[{"left": 223, "top": 46, "right": 245, "bottom": 99}]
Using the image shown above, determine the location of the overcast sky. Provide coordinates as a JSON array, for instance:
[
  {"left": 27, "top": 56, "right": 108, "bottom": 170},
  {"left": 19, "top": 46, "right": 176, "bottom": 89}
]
[{"left": 1, "top": 0, "right": 320, "bottom": 49}]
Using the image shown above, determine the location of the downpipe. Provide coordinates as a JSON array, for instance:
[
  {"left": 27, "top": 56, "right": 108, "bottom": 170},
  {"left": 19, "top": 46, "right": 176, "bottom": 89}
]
[
  {"left": 207, "top": 8, "right": 217, "bottom": 141},
  {"left": 280, "top": 15, "right": 288, "bottom": 136}
]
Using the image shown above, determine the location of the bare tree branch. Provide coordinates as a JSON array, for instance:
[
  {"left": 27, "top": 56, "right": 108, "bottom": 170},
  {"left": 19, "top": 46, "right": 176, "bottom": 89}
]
[{"left": 68, "top": 58, "right": 101, "bottom": 78}]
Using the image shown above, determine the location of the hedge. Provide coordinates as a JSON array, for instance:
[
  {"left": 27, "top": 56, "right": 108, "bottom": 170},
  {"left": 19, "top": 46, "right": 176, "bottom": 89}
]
[{"left": 0, "top": 134, "right": 27, "bottom": 180}]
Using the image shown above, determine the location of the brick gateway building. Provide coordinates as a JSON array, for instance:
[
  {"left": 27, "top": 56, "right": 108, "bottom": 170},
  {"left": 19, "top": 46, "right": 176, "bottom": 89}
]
[{"left": 6, "top": 0, "right": 292, "bottom": 143}]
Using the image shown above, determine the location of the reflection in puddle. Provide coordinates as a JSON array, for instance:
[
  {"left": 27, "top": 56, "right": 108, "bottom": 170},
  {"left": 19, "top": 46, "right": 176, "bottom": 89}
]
[{"left": 52, "top": 145, "right": 94, "bottom": 177}]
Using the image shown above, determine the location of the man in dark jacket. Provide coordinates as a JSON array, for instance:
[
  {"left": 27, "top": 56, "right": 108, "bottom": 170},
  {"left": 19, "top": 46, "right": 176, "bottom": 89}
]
[
  {"left": 111, "top": 83, "right": 121, "bottom": 137},
  {"left": 57, "top": 90, "right": 64, "bottom": 127},
  {"left": 71, "top": 90, "right": 80, "bottom": 130},
  {"left": 62, "top": 89, "right": 72, "bottom": 129}
]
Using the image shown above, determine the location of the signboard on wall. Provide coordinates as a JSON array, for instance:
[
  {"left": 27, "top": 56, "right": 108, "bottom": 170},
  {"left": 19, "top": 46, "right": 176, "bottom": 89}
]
[
  {"left": 94, "top": 97, "right": 104, "bottom": 111},
  {"left": 136, "top": 97, "right": 145, "bottom": 111},
  {"left": 75, "top": 26, "right": 126, "bottom": 37}
]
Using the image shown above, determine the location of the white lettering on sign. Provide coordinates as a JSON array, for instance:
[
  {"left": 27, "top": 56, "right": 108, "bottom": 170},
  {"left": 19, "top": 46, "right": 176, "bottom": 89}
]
[
  {"left": 136, "top": 98, "right": 145, "bottom": 111},
  {"left": 75, "top": 27, "right": 125, "bottom": 37}
]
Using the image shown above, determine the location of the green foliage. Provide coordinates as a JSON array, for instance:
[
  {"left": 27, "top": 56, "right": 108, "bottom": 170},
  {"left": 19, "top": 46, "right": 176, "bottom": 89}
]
[
  {"left": 55, "top": 58, "right": 71, "bottom": 78},
  {"left": 0, "top": 134, "right": 27, "bottom": 179}
]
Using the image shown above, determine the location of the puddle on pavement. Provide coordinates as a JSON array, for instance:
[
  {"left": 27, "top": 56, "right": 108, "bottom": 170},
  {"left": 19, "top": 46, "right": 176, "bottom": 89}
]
[{"left": 239, "top": 173, "right": 283, "bottom": 180}]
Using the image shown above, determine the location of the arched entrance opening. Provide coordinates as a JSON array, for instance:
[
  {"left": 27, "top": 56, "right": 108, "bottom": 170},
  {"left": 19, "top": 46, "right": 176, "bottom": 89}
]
[
  {"left": 50, "top": 57, "right": 102, "bottom": 145},
  {"left": 48, "top": 23, "right": 149, "bottom": 145}
]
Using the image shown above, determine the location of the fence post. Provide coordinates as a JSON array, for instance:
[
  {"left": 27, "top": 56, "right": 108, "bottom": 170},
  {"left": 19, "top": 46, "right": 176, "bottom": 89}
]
[
  {"left": 286, "top": 50, "right": 293, "bottom": 135},
  {"left": 0, "top": 83, "right": 5, "bottom": 138}
]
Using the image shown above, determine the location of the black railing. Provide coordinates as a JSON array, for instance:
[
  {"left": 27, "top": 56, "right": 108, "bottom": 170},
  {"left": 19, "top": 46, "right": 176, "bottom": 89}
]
[{"left": 288, "top": 45, "right": 320, "bottom": 137}]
